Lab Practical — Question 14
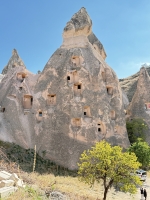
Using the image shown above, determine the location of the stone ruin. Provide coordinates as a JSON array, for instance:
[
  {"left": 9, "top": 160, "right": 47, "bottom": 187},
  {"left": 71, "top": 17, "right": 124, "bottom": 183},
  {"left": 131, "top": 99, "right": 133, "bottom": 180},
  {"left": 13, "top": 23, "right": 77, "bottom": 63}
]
[
  {"left": 0, "top": 171, "right": 25, "bottom": 198},
  {"left": 0, "top": 8, "right": 130, "bottom": 170}
]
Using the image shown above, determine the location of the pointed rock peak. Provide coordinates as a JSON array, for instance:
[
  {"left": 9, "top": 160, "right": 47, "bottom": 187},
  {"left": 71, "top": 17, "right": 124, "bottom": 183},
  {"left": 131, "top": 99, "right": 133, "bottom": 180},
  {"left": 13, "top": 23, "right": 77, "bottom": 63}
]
[
  {"left": 63, "top": 7, "right": 92, "bottom": 38},
  {"left": 139, "top": 66, "right": 149, "bottom": 78},
  {"left": 2, "top": 49, "right": 26, "bottom": 75},
  {"left": 136, "top": 66, "right": 150, "bottom": 91},
  {"left": 12, "top": 49, "right": 19, "bottom": 56}
]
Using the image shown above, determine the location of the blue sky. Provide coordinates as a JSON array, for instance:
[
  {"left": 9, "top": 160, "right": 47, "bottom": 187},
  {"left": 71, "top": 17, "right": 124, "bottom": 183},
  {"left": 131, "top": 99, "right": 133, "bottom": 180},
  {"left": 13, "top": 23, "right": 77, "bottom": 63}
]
[{"left": 0, "top": 0, "right": 150, "bottom": 78}]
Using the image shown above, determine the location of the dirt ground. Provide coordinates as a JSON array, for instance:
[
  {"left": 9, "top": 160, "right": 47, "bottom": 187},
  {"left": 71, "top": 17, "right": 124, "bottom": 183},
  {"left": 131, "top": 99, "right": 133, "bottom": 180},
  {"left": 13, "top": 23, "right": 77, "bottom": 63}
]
[{"left": 98, "top": 178, "right": 150, "bottom": 200}]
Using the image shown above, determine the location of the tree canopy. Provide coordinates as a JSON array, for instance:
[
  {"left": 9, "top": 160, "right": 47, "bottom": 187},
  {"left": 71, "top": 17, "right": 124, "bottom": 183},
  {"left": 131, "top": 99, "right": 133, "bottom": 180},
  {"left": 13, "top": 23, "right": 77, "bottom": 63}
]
[
  {"left": 126, "top": 118, "right": 147, "bottom": 144},
  {"left": 128, "top": 138, "right": 150, "bottom": 168},
  {"left": 78, "top": 140, "right": 141, "bottom": 200}
]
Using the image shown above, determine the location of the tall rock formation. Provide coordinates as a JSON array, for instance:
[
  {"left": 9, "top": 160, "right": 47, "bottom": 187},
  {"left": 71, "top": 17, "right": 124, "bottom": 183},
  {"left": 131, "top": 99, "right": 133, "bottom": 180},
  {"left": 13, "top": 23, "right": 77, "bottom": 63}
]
[
  {"left": 0, "top": 49, "right": 39, "bottom": 147},
  {"left": 128, "top": 67, "right": 150, "bottom": 142},
  {"left": 119, "top": 64, "right": 150, "bottom": 102},
  {"left": 34, "top": 7, "right": 129, "bottom": 168},
  {"left": 0, "top": 8, "right": 129, "bottom": 170}
]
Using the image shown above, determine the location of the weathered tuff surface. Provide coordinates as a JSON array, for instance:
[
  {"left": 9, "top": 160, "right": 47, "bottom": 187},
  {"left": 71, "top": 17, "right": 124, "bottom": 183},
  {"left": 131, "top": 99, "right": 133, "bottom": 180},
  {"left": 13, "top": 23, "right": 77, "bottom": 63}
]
[
  {"left": 119, "top": 65, "right": 150, "bottom": 102},
  {"left": 127, "top": 67, "right": 150, "bottom": 143},
  {"left": 0, "top": 8, "right": 129, "bottom": 170}
]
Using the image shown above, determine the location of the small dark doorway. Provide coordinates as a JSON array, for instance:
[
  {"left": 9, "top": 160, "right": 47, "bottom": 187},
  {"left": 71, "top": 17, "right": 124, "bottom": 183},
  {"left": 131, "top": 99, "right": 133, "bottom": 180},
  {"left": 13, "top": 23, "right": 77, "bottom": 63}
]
[{"left": 39, "top": 111, "right": 42, "bottom": 117}]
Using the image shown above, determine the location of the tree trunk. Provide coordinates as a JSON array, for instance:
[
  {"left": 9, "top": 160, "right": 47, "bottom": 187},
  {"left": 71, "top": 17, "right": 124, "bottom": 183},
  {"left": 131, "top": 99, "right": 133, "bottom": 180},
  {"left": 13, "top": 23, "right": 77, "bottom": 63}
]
[
  {"left": 103, "top": 179, "right": 113, "bottom": 200},
  {"left": 103, "top": 187, "right": 109, "bottom": 200}
]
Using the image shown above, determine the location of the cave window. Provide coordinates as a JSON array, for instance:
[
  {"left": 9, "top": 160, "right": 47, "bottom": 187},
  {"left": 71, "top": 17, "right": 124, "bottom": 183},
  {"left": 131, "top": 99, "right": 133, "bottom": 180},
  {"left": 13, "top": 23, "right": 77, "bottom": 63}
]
[
  {"left": 72, "top": 118, "right": 81, "bottom": 127},
  {"left": 97, "top": 123, "right": 101, "bottom": 132},
  {"left": 23, "top": 95, "right": 33, "bottom": 109},
  {"left": 98, "top": 128, "right": 101, "bottom": 132},
  {"left": 106, "top": 86, "right": 113, "bottom": 95},
  {"left": 17, "top": 73, "right": 26, "bottom": 82},
  {"left": 78, "top": 85, "right": 81, "bottom": 89},
  {"left": 39, "top": 111, "right": 42, "bottom": 117},
  {"left": 71, "top": 56, "right": 79, "bottom": 66},
  {"left": 47, "top": 94, "right": 56, "bottom": 105},
  {"left": 1, "top": 107, "right": 5, "bottom": 112},
  {"left": 74, "top": 83, "right": 82, "bottom": 96},
  {"left": 83, "top": 106, "right": 91, "bottom": 117},
  {"left": 72, "top": 57, "right": 76, "bottom": 63},
  {"left": 67, "top": 71, "right": 78, "bottom": 84},
  {"left": 19, "top": 87, "right": 22, "bottom": 90},
  {"left": 31, "top": 97, "right": 33, "bottom": 104},
  {"left": 71, "top": 56, "right": 84, "bottom": 66}
]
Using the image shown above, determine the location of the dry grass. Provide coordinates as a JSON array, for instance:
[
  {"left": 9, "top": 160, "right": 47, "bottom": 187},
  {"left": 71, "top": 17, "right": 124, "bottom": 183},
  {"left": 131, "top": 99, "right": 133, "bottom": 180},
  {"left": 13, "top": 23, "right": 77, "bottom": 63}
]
[
  {"left": 0, "top": 143, "right": 103, "bottom": 199},
  {"left": 3, "top": 172, "right": 102, "bottom": 200}
]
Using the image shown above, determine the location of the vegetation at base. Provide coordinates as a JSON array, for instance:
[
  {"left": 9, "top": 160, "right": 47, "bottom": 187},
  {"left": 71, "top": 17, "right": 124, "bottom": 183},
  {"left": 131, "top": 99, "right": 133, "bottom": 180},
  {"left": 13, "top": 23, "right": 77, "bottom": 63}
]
[
  {"left": 128, "top": 138, "right": 150, "bottom": 169},
  {"left": 78, "top": 140, "right": 141, "bottom": 200},
  {"left": 0, "top": 141, "right": 77, "bottom": 176},
  {"left": 126, "top": 118, "right": 148, "bottom": 144}
]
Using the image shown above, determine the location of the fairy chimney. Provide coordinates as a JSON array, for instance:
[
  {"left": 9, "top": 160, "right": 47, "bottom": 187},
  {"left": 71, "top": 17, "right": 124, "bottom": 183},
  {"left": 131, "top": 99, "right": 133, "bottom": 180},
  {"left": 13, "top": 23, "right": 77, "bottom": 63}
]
[
  {"left": 34, "top": 7, "right": 129, "bottom": 169},
  {"left": 128, "top": 66, "right": 150, "bottom": 142},
  {"left": 0, "top": 8, "right": 130, "bottom": 170}
]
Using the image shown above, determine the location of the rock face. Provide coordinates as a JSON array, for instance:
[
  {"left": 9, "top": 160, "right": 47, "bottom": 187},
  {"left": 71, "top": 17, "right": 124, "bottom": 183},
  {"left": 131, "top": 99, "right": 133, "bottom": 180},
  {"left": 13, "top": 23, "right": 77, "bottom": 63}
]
[
  {"left": 119, "top": 65, "right": 150, "bottom": 102},
  {"left": 127, "top": 67, "right": 150, "bottom": 142},
  {"left": 0, "top": 50, "right": 39, "bottom": 146},
  {"left": 0, "top": 74, "right": 4, "bottom": 83},
  {"left": 0, "top": 8, "right": 129, "bottom": 170},
  {"left": 121, "top": 89, "right": 129, "bottom": 110}
]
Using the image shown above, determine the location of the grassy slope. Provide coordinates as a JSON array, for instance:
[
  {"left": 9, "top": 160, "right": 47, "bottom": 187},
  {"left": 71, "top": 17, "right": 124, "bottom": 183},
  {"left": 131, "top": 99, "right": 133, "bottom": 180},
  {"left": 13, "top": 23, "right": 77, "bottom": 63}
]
[{"left": 0, "top": 141, "right": 102, "bottom": 200}]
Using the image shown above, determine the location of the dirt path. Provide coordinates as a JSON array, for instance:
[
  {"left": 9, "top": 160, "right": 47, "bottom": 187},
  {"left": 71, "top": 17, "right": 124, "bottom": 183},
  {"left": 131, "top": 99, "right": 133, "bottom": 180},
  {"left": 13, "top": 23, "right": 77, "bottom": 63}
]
[{"left": 98, "top": 178, "right": 150, "bottom": 200}]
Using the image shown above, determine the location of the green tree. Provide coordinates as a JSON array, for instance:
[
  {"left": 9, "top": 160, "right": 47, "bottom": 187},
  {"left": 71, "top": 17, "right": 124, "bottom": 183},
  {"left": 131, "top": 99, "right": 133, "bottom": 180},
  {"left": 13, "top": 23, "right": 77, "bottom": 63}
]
[
  {"left": 128, "top": 138, "right": 150, "bottom": 168},
  {"left": 126, "top": 118, "right": 147, "bottom": 144},
  {"left": 78, "top": 140, "right": 141, "bottom": 200}
]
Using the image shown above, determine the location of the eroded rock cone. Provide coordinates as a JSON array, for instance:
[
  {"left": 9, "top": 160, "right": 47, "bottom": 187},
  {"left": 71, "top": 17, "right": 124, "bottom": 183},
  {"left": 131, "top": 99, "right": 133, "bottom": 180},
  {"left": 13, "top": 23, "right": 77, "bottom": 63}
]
[
  {"left": 35, "top": 7, "right": 129, "bottom": 169},
  {"left": 128, "top": 66, "right": 150, "bottom": 142},
  {"left": 2, "top": 49, "right": 26, "bottom": 75},
  {"left": 0, "top": 8, "right": 129, "bottom": 170}
]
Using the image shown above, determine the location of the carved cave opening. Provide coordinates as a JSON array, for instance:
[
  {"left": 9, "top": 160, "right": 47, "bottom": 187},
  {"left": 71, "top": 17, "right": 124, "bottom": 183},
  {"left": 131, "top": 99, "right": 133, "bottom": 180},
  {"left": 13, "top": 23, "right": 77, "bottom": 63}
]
[
  {"left": 72, "top": 118, "right": 81, "bottom": 127},
  {"left": 74, "top": 83, "right": 82, "bottom": 96},
  {"left": 97, "top": 122, "right": 106, "bottom": 135},
  {"left": 83, "top": 106, "right": 91, "bottom": 117},
  {"left": 39, "top": 111, "right": 42, "bottom": 117},
  {"left": 67, "top": 71, "right": 78, "bottom": 84},
  {"left": 71, "top": 56, "right": 84, "bottom": 66},
  {"left": 71, "top": 56, "right": 80, "bottom": 66},
  {"left": 17, "top": 72, "right": 27, "bottom": 82},
  {"left": 97, "top": 123, "right": 101, "bottom": 132},
  {"left": 106, "top": 86, "right": 113, "bottom": 95},
  {"left": 23, "top": 95, "right": 33, "bottom": 109},
  {"left": 1, "top": 107, "right": 5, "bottom": 112},
  {"left": 47, "top": 94, "right": 56, "bottom": 105}
]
